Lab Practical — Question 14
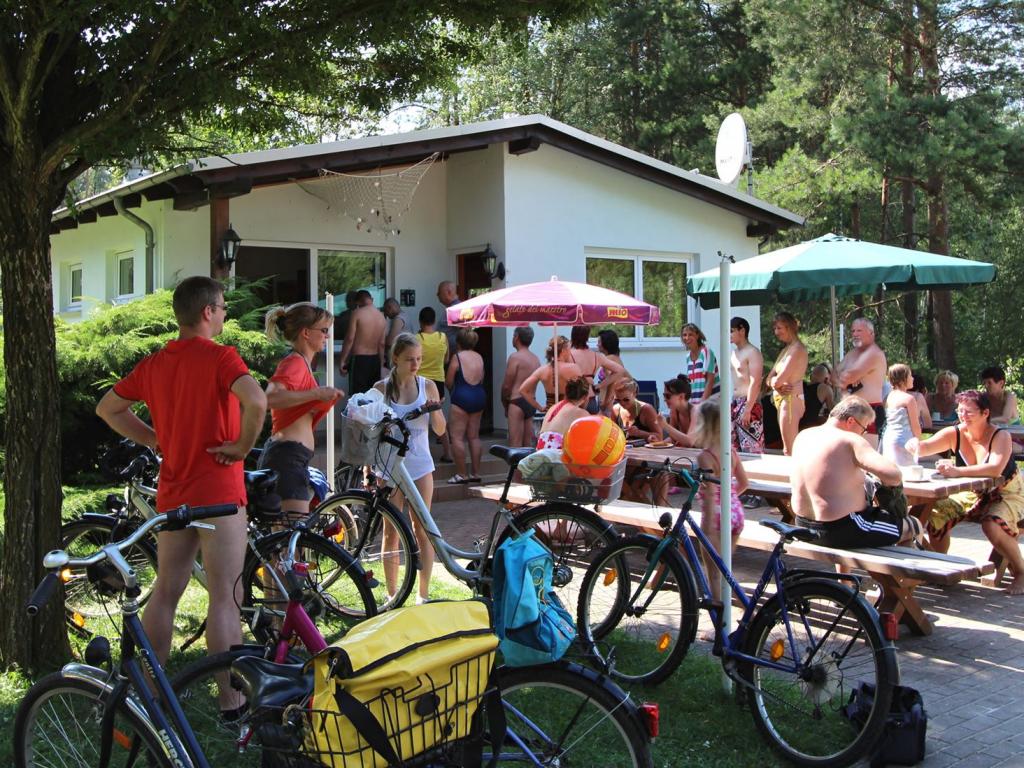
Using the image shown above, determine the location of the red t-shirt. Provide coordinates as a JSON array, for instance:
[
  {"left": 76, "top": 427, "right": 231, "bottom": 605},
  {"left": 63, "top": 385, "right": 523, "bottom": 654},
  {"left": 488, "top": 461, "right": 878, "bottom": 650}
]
[
  {"left": 269, "top": 353, "right": 337, "bottom": 435},
  {"left": 114, "top": 337, "right": 250, "bottom": 512}
]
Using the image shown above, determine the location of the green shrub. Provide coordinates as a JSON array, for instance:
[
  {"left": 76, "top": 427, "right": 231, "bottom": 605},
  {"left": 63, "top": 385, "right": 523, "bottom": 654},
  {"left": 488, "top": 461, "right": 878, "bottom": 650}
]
[{"left": 48, "top": 285, "right": 285, "bottom": 481}]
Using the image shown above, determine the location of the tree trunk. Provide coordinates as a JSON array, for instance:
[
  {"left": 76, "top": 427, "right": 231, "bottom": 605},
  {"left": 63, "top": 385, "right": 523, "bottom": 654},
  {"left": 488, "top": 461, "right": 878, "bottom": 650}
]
[
  {"left": 917, "top": 0, "right": 955, "bottom": 370},
  {"left": 901, "top": 180, "right": 918, "bottom": 359},
  {"left": 0, "top": 162, "right": 71, "bottom": 671}
]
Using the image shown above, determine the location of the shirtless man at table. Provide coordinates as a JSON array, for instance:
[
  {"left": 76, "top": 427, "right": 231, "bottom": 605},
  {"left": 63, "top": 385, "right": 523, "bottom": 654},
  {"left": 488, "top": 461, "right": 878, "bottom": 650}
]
[
  {"left": 792, "top": 396, "right": 920, "bottom": 548},
  {"left": 835, "top": 318, "right": 887, "bottom": 448},
  {"left": 765, "top": 312, "right": 808, "bottom": 455}
]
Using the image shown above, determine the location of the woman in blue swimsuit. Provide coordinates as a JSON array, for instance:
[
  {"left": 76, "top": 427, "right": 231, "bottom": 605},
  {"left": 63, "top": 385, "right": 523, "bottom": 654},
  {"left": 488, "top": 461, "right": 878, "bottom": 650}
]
[{"left": 446, "top": 329, "right": 487, "bottom": 484}]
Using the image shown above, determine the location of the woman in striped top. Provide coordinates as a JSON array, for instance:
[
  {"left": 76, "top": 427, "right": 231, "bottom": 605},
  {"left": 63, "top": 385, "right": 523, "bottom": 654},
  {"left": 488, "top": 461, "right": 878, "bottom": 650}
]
[{"left": 681, "top": 323, "right": 718, "bottom": 404}]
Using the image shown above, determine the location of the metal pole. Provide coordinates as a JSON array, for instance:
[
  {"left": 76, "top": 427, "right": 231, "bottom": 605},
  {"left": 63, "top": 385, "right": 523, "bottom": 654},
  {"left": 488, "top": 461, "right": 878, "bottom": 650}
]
[
  {"left": 830, "top": 285, "right": 839, "bottom": 373},
  {"left": 718, "top": 251, "right": 733, "bottom": 694},
  {"left": 326, "top": 293, "right": 336, "bottom": 487}
]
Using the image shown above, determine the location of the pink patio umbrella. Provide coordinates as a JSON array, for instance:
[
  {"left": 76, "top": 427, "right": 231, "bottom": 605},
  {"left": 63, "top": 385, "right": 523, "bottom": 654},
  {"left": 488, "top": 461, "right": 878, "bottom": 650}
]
[{"left": 446, "top": 276, "right": 661, "bottom": 396}]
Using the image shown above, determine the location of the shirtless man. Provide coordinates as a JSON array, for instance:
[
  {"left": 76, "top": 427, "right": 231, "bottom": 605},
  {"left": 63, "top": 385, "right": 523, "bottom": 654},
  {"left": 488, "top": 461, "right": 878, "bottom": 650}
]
[
  {"left": 501, "top": 327, "right": 542, "bottom": 447},
  {"left": 792, "top": 396, "right": 919, "bottom": 548},
  {"left": 730, "top": 317, "right": 764, "bottom": 454},
  {"left": 383, "top": 297, "right": 408, "bottom": 353},
  {"left": 765, "top": 312, "right": 808, "bottom": 455},
  {"left": 435, "top": 280, "right": 460, "bottom": 351},
  {"left": 339, "top": 290, "right": 387, "bottom": 395},
  {"left": 835, "top": 318, "right": 887, "bottom": 448}
]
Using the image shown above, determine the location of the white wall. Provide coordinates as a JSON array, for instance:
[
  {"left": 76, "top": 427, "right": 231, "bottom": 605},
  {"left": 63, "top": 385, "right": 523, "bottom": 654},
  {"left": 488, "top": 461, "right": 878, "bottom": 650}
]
[{"left": 501, "top": 143, "right": 764, "bottom": 404}]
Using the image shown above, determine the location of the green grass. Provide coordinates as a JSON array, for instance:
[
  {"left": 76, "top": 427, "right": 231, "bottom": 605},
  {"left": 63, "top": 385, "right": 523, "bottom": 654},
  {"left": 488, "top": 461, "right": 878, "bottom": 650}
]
[{"left": 2, "top": 497, "right": 785, "bottom": 768}]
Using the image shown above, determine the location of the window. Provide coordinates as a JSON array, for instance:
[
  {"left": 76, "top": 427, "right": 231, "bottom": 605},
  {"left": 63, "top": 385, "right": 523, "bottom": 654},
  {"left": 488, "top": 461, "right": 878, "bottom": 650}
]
[
  {"left": 69, "top": 264, "right": 83, "bottom": 306},
  {"left": 585, "top": 252, "right": 691, "bottom": 341},
  {"left": 316, "top": 249, "right": 387, "bottom": 306},
  {"left": 117, "top": 252, "right": 135, "bottom": 297}
]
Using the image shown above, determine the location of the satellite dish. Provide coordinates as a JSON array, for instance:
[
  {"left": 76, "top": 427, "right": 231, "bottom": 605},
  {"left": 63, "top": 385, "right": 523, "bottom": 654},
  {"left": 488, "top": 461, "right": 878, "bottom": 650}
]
[{"left": 715, "top": 112, "right": 750, "bottom": 185}]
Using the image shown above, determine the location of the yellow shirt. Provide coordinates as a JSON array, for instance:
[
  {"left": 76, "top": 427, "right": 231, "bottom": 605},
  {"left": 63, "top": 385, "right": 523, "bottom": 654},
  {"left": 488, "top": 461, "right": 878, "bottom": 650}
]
[{"left": 417, "top": 331, "right": 448, "bottom": 381}]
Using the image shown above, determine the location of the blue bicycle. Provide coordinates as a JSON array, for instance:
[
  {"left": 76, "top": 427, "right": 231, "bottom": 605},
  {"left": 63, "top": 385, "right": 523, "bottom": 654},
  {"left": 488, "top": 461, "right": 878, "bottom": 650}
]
[{"left": 577, "top": 461, "right": 899, "bottom": 767}]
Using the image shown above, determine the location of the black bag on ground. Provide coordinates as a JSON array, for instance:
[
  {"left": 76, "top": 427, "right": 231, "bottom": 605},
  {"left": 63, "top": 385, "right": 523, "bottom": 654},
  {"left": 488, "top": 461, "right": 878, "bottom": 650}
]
[{"left": 843, "top": 683, "right": 927, "bottom": 767}]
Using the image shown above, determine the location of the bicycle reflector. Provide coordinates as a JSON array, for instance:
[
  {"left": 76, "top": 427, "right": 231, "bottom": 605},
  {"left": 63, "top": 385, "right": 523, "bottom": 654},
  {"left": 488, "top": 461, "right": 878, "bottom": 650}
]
[
  {"left": 603, "top": 567, "right": 618, "bottom": 586},
  {"left": 59, "top": 568, "right": 73, "bottom": 583},
  {"left": 770, "top": 639, "right": 785, "bottom": 661},
  {"left": 322, "top": 519, "right": 344, "bottom": 541},
  {"left": 656, "top": 633, "right": 672, "bottom": 653},
  {"left": 879, "top": 611, "right": 899, "bottom": 641},
  {"left": 639, "top": 702, "right": 660, "bottom": 738}
]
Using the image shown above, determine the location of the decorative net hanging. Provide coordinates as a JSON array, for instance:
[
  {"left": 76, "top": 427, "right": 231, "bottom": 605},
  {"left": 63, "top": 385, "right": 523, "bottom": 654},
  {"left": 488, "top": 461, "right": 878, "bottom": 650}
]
[{"left": 297, "top": 152, "right": 439, "bottom": 236}]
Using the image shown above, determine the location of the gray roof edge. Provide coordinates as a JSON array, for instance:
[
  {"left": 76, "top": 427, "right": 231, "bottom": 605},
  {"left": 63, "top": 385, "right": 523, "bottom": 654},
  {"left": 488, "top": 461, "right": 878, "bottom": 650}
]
[
  {"left": 52, "top": 163, "right": 194, "bottom": 221},
  {"left": 52, "top": 115, "right": 803, "bottom": 227}
]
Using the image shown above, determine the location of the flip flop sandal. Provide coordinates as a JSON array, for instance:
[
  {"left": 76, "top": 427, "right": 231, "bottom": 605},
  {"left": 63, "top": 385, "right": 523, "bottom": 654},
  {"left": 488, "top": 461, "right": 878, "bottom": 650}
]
[
  {"left": 447, "top": 474, "right": 469, "bottom": 485},
  {"left": 468, "top": 476, "right": 482, "bottom": 483}
]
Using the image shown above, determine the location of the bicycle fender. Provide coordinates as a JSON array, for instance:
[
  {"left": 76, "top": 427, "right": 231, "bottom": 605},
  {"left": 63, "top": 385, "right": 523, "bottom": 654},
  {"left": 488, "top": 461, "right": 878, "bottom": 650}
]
[
  {"left": 60, "top": 663, "right": 161, "bottom": 743},
  {"left": 782, "top": 569, "right": 862, "bottom": 591}
]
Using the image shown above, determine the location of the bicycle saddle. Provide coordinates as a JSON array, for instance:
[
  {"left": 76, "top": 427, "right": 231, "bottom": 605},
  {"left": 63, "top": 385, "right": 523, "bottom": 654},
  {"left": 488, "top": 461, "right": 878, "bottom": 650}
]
[
  {"left": 760, "top": 519, "right": 820, "bottom": 542},
  {"left": 245, "top": 469, "right": 277, "bottom": 494},
  {"left": 231, "top": 655, "right": 312, "bottom": 710},
  {"left": 489, "top": 445, "right": 534, "bottom": 467}
]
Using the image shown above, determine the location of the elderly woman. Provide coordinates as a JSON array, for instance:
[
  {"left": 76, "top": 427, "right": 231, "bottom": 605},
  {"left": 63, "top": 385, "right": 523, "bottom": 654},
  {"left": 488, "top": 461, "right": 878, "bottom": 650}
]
[
  {"left": 907, "top": 390, "right": 1024, "bottom": 595},
  {"left": 927, "top": 370, "right": 959, "bottom": 421}
]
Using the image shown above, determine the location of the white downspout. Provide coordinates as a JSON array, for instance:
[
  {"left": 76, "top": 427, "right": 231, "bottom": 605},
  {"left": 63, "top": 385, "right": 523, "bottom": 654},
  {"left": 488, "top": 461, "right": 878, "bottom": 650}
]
[{"left": 113, "top": 197, "right": 155, "bottom": 293}]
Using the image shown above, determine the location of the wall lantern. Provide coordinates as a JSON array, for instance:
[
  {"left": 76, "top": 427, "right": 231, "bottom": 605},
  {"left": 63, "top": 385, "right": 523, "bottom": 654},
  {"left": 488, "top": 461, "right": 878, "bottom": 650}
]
[
  {"left": 218, "top": 224, "right": 242, "bottom": 269},
  {"left": 482, "top": 244, "right": 505, "bottom": 281}
]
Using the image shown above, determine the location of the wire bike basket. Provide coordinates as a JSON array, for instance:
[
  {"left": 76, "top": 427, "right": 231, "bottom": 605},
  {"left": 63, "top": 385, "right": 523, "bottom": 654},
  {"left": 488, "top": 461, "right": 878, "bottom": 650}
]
[
  {"left": 339, "top": 415, "right": 401, "bottom": 479},
  {"left": 520, "top": 458, "right": 627, "bottom": 506}
]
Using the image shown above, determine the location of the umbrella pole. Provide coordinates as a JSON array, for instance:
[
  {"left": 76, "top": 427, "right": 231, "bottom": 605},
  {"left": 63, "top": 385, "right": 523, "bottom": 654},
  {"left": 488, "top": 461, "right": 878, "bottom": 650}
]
[
  {"left": 718, "top": 252, "right": 733, "bottom": 694},
  {"left": 553, "top": 323, "right": 559, "bottom": 405},
  {"left": 830, "top": 286, "right": 838, "bottom": 373}
]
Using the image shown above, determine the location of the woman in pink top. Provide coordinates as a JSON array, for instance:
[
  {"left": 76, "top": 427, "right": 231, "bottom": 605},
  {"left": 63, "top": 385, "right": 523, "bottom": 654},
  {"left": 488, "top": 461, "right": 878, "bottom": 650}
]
[{"left": 261, "top": 303, "right": 344, "bottom": 518}]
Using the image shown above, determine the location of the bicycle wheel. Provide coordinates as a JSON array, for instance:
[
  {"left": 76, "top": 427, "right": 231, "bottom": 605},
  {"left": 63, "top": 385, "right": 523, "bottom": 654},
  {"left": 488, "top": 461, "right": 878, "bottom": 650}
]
[
  {"left": 60, "top": 516, "right": 158, "bottom": 637},
  {"left": 496, "top": 502, "right": 619, "bottom": 621},
  {"left": 242, "top": 530, "right": 377, "bottom": 646},
  {"left": 739, "top": 578, "right": 898, "bottom": 767},
  {"left": 14, "top": 672, "right": 168, "bottom": 768},
  {"left": 171, "top": 646, "right": 294, "bottom": 768},
  {"left": 314, "top": 490, "right": 416, "bottom": 614},
  {"left": 480, "top": 661, "right": 652, "bottom": 768},
  {"left": 577, "top": 535, "right": 699, "bottom": 685}
]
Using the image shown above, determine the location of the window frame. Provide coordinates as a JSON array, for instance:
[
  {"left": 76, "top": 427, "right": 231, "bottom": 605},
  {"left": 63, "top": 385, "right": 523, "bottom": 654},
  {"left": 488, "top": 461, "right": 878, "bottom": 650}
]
[
  {"left": 116, "top": 251, "right": 136, "bottom": 299},
  {"left": 584, "top": 249, "right": 696, "bottom": 347},
  {"left": 66, "top": 263, "right": 84, "bottom": 310}
]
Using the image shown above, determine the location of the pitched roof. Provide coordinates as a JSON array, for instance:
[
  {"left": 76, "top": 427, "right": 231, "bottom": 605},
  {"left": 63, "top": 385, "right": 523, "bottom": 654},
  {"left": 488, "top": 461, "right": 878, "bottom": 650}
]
[{"left": 52, "top": 115, "right": 803, "bottom": 235}]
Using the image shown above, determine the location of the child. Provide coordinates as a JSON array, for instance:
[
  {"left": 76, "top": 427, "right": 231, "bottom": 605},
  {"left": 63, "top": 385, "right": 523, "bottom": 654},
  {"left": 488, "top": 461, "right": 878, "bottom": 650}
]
[{"left": 693, "top": 398, "right": 749, "bottom": 607}]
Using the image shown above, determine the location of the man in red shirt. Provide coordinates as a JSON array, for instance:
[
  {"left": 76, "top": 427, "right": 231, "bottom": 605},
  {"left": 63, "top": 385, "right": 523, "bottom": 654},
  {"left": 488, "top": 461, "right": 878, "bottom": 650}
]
[{"left": 97, "top": 277, "right": 266, "bottom": 701}]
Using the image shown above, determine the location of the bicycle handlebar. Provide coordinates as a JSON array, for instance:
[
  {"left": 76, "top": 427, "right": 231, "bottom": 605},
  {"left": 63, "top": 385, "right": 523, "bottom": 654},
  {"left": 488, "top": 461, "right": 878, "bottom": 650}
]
[
  {"left": 26, "top": 503, "right": 238, "bottom": 615},
  {"left": 26, "top": 573, "right": 59, "bottom": 616},
  {"left": 634, "top": 460, "right": 721, "bottom": 487}
]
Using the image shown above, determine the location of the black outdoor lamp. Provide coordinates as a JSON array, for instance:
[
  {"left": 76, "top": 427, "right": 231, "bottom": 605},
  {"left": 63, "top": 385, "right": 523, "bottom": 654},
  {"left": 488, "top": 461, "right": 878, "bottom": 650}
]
[
  {"left": 219, "top": 224, "right": 242, "bottom": 270},
  {"left": 482, "top": 244, "right": 505, "bottom": 281}
]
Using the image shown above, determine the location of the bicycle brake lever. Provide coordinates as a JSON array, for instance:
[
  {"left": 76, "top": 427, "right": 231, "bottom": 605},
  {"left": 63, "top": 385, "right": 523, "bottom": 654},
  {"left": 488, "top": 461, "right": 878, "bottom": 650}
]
[{"left": 188, "top": 522, "right": 216, "bottom": 530}]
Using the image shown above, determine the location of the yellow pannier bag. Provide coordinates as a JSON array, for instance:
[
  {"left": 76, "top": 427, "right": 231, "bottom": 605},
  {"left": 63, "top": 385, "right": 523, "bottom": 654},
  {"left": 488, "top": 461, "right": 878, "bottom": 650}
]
[{"left": 308, "top": 599, "right": 498, "bottom": 768}]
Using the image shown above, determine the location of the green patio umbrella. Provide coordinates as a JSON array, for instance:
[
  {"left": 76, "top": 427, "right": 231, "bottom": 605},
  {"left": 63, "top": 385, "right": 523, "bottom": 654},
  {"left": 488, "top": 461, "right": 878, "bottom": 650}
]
[{"left": 686, "top": 232, "right": 996, "bottom": 365}]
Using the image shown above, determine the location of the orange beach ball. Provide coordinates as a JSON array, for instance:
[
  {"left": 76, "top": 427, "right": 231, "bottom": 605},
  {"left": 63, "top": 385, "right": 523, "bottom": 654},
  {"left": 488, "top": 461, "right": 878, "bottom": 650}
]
[{"left": 562, "top": 416, "right": 626, "bottom": 479}]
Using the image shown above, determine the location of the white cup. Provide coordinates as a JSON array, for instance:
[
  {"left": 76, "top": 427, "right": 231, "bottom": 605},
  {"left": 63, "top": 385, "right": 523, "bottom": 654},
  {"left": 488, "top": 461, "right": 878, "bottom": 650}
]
[{"left": 900, "top": 464, "right": 924, "bottom": 482}]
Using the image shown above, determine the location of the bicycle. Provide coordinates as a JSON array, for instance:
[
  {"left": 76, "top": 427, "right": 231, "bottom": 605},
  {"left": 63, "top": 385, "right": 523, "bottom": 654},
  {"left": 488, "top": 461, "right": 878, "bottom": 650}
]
[
  {"left": 314, "top": 409, "right": 622, "bottom": 615},
  {"left": 17, "top": 497, "right": 654, "bottom": 767},
  {"left": 60, "top": 441, "right": 378, "bottom": 646},
  {"left": 576, "top": 460, "right": 900, "bottom": 767}
]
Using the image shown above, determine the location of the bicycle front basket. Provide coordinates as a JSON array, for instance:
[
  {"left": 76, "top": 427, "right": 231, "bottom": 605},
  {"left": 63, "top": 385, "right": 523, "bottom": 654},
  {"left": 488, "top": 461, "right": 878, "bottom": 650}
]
[{"left": 339, "top": 414, "right": 400, "bottom": 479}]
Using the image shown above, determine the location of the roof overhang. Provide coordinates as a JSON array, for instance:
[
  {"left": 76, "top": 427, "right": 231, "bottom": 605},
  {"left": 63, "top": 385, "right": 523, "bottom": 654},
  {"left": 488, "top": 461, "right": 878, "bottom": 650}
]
[{"left": 51, "top": 115, "right": 803, "bottom": 236}]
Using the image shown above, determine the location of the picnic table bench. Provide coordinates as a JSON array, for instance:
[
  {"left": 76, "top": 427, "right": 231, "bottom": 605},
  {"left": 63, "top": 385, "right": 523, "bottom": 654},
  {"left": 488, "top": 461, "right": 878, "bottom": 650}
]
[{"left": 469, "top": 481, "right": 994, "bottom": 636}]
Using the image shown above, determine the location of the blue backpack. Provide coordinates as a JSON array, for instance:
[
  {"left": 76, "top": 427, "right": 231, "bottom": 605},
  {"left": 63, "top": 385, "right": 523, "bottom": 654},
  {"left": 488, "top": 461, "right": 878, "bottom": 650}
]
[{"left": 492, "top": 530, "right": 576, "bottom": 667}]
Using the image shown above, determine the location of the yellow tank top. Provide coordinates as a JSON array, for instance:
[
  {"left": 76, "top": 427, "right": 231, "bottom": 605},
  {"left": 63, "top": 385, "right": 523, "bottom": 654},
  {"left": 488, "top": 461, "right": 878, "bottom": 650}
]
[{"left": 417, "top": 331, "right": 448, "bottom": 381}]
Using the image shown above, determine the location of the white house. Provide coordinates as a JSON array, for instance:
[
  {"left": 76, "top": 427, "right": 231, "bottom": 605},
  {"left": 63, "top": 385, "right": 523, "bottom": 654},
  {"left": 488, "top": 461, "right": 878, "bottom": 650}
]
[{"left": 49, "top": 115, "right": 802, "bottom": 430}]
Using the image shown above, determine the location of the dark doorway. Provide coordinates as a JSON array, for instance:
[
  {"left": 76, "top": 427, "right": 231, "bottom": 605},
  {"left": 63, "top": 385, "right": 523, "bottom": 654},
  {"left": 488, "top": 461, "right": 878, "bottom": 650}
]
[
  {"left": 235, "top": 246, "right": 309, "bottom": 306},
  {"left": 457, "top": 251, "right": 495, "bottom": 434}
]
